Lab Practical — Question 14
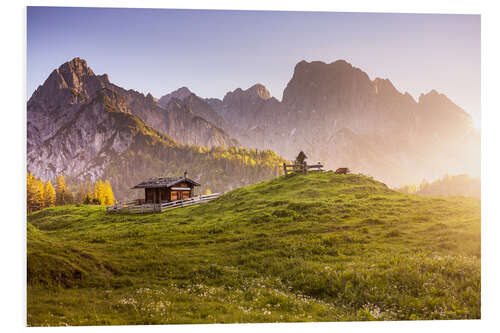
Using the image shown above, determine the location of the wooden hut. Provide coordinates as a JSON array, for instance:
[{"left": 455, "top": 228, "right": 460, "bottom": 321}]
[{"left": 132, "top": 171, "right": 200, "bottom": 204}]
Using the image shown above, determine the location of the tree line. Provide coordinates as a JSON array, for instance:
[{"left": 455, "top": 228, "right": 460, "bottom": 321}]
[
  {"left": 27, "top": 173, "right": 115, "bottom": 213},
  {"left": 101, "top": 143, "right": 286, "bottom": 201}
]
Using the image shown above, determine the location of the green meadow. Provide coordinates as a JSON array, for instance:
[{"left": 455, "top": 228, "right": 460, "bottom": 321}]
[{"left": 27, "top": 172, "right": 481, "bottom": 326}]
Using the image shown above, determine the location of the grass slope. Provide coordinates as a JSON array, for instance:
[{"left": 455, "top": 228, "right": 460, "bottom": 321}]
[{"left": 27, "top": 172, "right": 480, "bottom": 326}]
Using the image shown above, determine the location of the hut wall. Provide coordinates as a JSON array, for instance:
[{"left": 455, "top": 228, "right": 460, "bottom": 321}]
[{"left": 143, "top": 182, "right": 195, "bottom": 203}]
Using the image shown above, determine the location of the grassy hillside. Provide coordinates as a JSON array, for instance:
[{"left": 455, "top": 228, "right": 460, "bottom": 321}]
[{"left": 27, "top": 172, "right": 480, "bottom": 326}]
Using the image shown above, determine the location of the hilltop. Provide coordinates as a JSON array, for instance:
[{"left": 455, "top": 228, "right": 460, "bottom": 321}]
[{"left": 27, "top": 172, "right": 480, "bottom": 325}]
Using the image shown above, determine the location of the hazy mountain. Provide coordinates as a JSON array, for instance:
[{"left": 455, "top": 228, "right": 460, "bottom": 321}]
[
  {"left": 206, "top": 60, "right": 480, "bottom": 186},
  {"left": 27, "top": 57, "right": 480, "bottom": 194},
  {"left": 162, "top": 97, "right": 238, "bottom": 147},
  {"left": 182, "top": 93, "right": 227, "bottom": 130}
]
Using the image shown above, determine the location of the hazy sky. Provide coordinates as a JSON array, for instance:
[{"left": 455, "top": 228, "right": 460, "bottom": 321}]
[{"left": 27, "top": 7, "right": 481, "bottom": 128}]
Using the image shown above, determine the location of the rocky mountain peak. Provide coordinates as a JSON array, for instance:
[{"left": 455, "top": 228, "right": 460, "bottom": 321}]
[
  {"left": 418, "top": 89, "right": 441, "bottom": 103},
  {"left": 247, "top": 84, "right": 271, "bottom": 100},
  {"left": 373, "top": 78, "right": 397, "bottom": 94},
  {"left": 145, "top": 92, "right": 156, "bottom": 102},
  {"left": 282, "top": 59, "right": 372, "bottom": 108},
  {"left": 222, "top": 83, "right": 272, "bottom": 105},
  {"left": 158, "top": 87, "right": 193, "bottom": 108},
  {"left": 418, "top": 90, "right": 454, "bottom": 109},
  {"left": 58, "top": 57, "right": 94, "bottom": 77},
  {"left": 293, "top": 59, "right": 353, "bottom": 73},
  {"left": 28, "top": 57, "right": 107, "bottom": 109}
]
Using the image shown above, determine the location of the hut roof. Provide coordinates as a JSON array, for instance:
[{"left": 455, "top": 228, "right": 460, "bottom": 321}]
[{"left": 132, "top": 177, "right": 200, "bottom": 189}]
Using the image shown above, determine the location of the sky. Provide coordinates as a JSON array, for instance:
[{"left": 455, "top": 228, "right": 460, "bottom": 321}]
[{"left": 27, "top": 7, "right": 481, "bottom": 128}]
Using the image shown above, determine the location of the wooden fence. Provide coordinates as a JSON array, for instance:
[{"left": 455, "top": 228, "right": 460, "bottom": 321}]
[
  {"left": 283, "top": 161, "right": 324, "bottom": 175},
  {"left": 106, "top": 193, "right": 222, "bottom": 214}
]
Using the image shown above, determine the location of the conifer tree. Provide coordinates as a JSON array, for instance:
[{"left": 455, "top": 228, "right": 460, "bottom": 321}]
[
  {"left": 94, "top": 180, "right": 104, "bottom": 205},
  {"left": 36, "top": 179, "right": 45, "bottom": 210},
  {"left": 27, "top": 172, "right": 36, "bottom": 213},
  {"left": 75, "top": 183, "right": 86, "bottom": 204},
  {"left": 27, "top": 173, "right": 45, "bottom": 212},
  {"left": 103, "top": 180, "right": 115, "bottom": 206},
  {"left": 55, "top": 175, "right": 67, "bottom": 206},
  {"left": 44, "top": 181, "right": 56, "bottom": 208},
  {"left": 84, "top": 183, "right": 93, "bottom": 204},
  {"left": 64, "top": 186, "right": 74, "bottom": 205},
  {"left": 83, "top": 193, "right": 92, "bottom": 204}
]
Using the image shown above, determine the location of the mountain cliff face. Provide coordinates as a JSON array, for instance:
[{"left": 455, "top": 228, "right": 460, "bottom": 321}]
[
  {"left": 27, "top": 58, "right": 282, "bottom": 199},
  {"left": 162, "top": 97, "right": 238, "bottom": 147},
  {"left": 28, "top": 58, "right": 237, "bottom": 150},
  {"left": 206, "top": 60, "right": 480, "bottom": 186},
  {"left": 28, "top": 86, "right": 177, "bottom": 182},
  {"left": 27, "top": 58, "right": 109, "bottom": 151},
  {"left": 182, "top": 93, "right": 227, "bottom": 129}
]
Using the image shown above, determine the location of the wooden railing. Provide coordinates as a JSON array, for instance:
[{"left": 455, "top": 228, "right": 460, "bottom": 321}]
[
  {"left": 106, "top": 193, "right": 222, "bottom": 214},
  {"left": 283, "top": 161, "right": 324, "bottom": 175}
]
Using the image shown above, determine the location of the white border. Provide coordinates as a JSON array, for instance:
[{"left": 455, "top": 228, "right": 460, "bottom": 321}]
[{"left": 2, "top": 0, "right": 499, "bottom": 332}]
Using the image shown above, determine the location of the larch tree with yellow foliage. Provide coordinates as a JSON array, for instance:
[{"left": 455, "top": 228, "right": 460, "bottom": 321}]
[
  {"left": 27, "top": 172, "right": 45, "bottom": 212},
  {"left": 36, "top": 179, "right": 45, "bottom": 209},
  {"left": 64, "top": 185, "right": 74, "bottom": 204},
  {"left": 55, "top": 175, "right": 67, "bottom": 206},
  {"left": 44, "top": 181, "right": 56, "bottom": 208},
  {"left": 103, "top": 180, "right": 115, "bottom": 206},
  {"left": 94, "top": 180, "right": 105, "bottom": 205}
]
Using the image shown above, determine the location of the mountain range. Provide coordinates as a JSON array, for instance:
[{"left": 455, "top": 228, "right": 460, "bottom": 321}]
[
  {"left": 27, "top": 57, "right": 480, "bottom": 198},
  {"left": 27, "top": 58, "right": 283, "bottom": 199},
  {"left": 204, "top": 60, "right": 480, "bottom": 186}
]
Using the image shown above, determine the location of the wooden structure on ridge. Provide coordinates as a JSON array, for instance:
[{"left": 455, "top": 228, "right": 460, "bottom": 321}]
[
  {"left": 283, "top": 161, "right": 325, "bottom": 175},
  {"left": 283, "top": 151, "right": 324, "bottom": 175},
  {"left": 107, "top": 170, "right": 221, "bottom": 214},
  {"left": 132, "top": 171, "right": 200, "bottom": 204}
]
